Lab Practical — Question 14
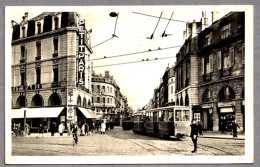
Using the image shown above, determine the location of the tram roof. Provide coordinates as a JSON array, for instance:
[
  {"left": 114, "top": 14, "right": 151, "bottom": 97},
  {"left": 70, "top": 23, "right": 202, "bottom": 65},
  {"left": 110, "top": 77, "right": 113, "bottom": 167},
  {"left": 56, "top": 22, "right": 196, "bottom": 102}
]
[{"left": 144, "top": 105, "right": 190, "bottom": 112}]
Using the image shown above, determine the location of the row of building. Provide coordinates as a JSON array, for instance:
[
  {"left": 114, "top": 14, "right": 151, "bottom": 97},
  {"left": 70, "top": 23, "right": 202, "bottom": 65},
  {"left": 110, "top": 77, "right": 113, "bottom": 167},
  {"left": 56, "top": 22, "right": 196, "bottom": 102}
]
[
  {"left": 147, "top": 11, "right": 245, "bottom": 132},
  {"left": 11, "top": 12, "right": 131, "bottom": 132}
]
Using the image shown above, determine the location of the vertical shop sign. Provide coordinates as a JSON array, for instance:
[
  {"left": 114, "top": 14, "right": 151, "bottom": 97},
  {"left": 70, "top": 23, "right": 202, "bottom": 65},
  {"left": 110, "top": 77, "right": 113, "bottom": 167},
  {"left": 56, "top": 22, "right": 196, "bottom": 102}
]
[{"left": 78, "top": 19, "right": 85, "bottom": 86}]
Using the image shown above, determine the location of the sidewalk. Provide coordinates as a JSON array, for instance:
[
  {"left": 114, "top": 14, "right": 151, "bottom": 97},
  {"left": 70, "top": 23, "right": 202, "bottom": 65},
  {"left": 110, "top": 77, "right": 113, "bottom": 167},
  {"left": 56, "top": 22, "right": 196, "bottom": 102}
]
[{"left": 199, "top": 131, "right": 245, "bottom": 140}]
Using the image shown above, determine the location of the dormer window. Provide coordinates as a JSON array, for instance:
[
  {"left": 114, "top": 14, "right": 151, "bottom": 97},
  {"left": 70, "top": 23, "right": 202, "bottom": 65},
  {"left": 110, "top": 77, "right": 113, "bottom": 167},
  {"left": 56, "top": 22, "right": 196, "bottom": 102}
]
[
  {"left": 53, "top": 37, "right": 58, "bottom": 54},
  {"left": 37, "top": 22, "right": 41, "bottom": 34},
  {"left": 204, "top": 33, "right": 211, "bottom": 46},
  {"left": 221, "top": 24, "right": 231, "bottom": 39},
  {"left": 54, "top": 17, "right": 59, "bottom": 30}
]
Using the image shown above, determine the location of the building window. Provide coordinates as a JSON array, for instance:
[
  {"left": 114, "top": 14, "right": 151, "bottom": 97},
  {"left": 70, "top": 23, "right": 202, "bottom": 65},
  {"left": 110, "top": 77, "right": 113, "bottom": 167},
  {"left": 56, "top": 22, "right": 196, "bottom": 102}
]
[
  {"left": 53, "top": 37, "right": 58, "bottom": 54},
  {"left": 202, "top": 90, "right": 211, "bottom": 102},
  {"left": 223, "top": 55, "right": 230, "bottom": 69},
  {"left": 201, "top": 58, "right": 204, "bottom": 75},
  {"left": 217, "top": 51, "right": 222, "bottom": 70},
  {"left": 229, "top": 47, "right": 235, "bottom": 67},
  {"left": 107, "top": 98, "right": 110, "bottom": 103},
  {"left": 97, "top": 97, "right": 100, "bottom": 103},
  {"left": 103, "top": 97, "right": 105, "bottom": 104},
  {"left": 36, "top": 68, "right": 41, "bottom": 84},
  {"left": 21, "top": 46, "right": 25, "bottom": 59},
  {"left": 204, "top": 34, "right": 211, "bottom": 46},
  {"left": 53, "top": 68, "right": 58, "bottom": 82},
  {"left": 92, "top": 97, "right": 94, "bottom": 103},
  {"left": 37, "top": 22, "right": 41, "bottom": 34},
  {"left": 171, "top": 79, "right": 173, "bottom": 83},
  {"left": 221, "top": 24, "right": 231, "bottom": 39},
  {"left": 21, "top": 72, "right": 25, "bottom": 85},
  {"left": 97, "top": 85, "right": 100, "bottom": 93},
  {"left": 102, "top": 86, "right": 105, "bottom": 93},
  {"left": 91, "top": 85, "right": 94, "bottom": 92},
  {"left": 54, "top": 17, "right": 59, "bottom": 30},
  {"left": 110, "top": 87, "right": 112, "bottom": 93},
  {"left": 22, "top": 27, "right": 25, "bottom": 38},
  {"left": 219, "top": 86, "right": 235, "bottom": 101},
  {"left": 36, "top": 42, "right": 41, "bottom": 58},
  {"left": 205, "top": 58, "right": 210, "bottom": 74}
]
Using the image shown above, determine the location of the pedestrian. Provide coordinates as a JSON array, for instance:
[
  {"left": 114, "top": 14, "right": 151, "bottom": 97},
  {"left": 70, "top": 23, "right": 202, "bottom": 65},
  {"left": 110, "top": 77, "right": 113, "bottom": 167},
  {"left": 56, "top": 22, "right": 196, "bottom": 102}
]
[
  {"left": 95, "top": 121, "right": 99, "bottom": 131},
  {"left": 59, "top": 122, "right": 64, "bottom": 136},
  {"left": 81, "top": 123, "right": 85, "bottom": 136},
  {"left": 101, "top": 121, "right": 106, "bottom": 135},
  {"left": 198, "top": 121, "right": 203, "bottom": 136},
  {"left": 25, "top": 123, "right": 30, "bottom": 135},
  {"left": 71, "top": 123, "right": 79, "bottom": 145},
  {"left": 85, "top": 122, "right": 89, "bottom": 135},
  {"left": 67, "top": 122, "right": 71, "bottom": 136},
  {"left": 110, "top": 121, "right": 114, "bottom": 131},
  {"left": 221, "top": 117, "right": 226, "bottom": 134},
  {"left": 39, "top": 123, "right": 44, "bottom": 137},
  {"left": 50, "top": 122, "right": 56, "bottom": 136},
  {"left": 190, "top": 119, "right": 199, "bottom": 153},
  {"left": 92, "top": 121, "right": 96, "bottom": 133},
  {"left": 106, "top": 121, "right": 110, "bottom": 131},
  {"left": 232, "top": 120, "right": 240, "bottom": 137}
]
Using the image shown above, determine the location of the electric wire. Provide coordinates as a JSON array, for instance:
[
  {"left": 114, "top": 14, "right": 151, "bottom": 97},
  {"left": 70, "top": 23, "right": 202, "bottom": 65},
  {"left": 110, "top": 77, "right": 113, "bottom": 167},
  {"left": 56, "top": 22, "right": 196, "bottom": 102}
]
[{"left": 132, "top": 11, "right": 186, "bottom": 23}]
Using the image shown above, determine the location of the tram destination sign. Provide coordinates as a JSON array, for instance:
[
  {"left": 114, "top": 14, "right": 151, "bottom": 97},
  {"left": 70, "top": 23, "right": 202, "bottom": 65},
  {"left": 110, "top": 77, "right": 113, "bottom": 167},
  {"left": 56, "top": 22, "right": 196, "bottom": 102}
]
[{"left": 77, "top": 18, "right": 85, "bottom": 86}]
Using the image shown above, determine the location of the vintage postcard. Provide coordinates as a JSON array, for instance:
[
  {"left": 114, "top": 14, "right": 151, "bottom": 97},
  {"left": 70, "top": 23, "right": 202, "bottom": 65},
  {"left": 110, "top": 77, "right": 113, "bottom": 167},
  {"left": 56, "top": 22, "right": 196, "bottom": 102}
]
[{"left": 5, "top": 5, "right": 253, "bottom": 164}]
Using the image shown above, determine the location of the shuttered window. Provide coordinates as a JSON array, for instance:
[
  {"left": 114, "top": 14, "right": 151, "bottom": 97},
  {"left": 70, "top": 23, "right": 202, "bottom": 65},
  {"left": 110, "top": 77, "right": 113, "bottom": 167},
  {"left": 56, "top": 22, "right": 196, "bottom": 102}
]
[
  {"left": 201, "top": 58, "right": 204, "bottom": 75},
  {"left": 209, "top": 54, "right": 213, "bottom": 72},
  {"left": 229, "top": 47, "right": 235, "bottom": 67},
  {"left": 217, "top": 51, "right": 222, "bottom": 70}
]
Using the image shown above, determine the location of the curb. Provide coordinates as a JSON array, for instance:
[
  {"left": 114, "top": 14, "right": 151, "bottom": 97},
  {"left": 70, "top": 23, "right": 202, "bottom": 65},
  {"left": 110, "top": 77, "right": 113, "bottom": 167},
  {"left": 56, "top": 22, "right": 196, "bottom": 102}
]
[{"left": 199, "top": 136, "right": 245, "bottom": 140}]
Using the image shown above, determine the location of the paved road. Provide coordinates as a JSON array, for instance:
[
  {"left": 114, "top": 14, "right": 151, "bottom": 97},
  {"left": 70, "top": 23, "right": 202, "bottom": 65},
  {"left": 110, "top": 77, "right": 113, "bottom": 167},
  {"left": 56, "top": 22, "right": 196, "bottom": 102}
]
[{"left": 12, "top": 126, "right": 244, "bottom": 156}]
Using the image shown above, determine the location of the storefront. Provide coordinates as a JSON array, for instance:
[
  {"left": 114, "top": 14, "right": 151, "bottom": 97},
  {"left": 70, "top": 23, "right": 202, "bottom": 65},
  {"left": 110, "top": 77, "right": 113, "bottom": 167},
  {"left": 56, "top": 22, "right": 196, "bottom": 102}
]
[
  {"left": 218, "top": 101, "right": 236, "bottom": 132},
  {"left": 12, "top": 107, "right": 66, "bottom": 132},
  {"left": 201, "top": 104, "right": 214, "bottom": 131}
]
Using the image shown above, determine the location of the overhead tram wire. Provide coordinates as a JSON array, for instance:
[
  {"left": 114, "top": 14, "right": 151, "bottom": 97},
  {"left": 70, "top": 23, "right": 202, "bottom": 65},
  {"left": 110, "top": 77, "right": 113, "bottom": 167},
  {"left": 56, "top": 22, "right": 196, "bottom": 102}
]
[
  {"left": 93, "top": 55, "right": 175, "bottom": 68},
  {"left": 90, "top": 45, "right": 182, "bottom": 61},
  {"left": 132, "top": 11, "right": 186, "bottom": 23},
  {"left": 12, "top": 44, "right": 182, "bottom": 71}
]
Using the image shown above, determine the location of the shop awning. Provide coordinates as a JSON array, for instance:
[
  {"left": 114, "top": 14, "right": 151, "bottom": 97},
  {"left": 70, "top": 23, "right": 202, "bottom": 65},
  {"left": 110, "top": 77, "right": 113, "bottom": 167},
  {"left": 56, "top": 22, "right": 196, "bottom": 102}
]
[
  {"left": 12, "top": 107, "right": 64, "bottom": 119},
  {"left": 77, "top": 107, "right": 99, "bottom": 119}
]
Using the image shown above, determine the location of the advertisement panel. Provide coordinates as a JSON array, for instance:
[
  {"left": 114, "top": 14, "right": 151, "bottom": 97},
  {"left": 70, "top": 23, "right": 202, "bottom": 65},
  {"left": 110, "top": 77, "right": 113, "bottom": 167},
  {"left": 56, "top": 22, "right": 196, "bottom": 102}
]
[{"left": 77, "top": 18, "right": 85, "bottom": 86}]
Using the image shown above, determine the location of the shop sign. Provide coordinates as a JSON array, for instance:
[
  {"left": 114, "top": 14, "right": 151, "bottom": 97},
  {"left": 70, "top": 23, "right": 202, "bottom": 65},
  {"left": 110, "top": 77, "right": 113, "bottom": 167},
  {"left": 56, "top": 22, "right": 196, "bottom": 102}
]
[
  {"left": 67, "top": 107, "right": 74, "bottom": 120},
  {"left": 202, "top": 103, "right": 213, "bottom": 109},
  {"left": 77, "top": 18, "right": 86, "bottom": 86},
  {"left": 220, "top": 107, "right": 234, "bottom": 113},
  {"left": 218, "top": 101, "right": 235, "bottom": 107}
]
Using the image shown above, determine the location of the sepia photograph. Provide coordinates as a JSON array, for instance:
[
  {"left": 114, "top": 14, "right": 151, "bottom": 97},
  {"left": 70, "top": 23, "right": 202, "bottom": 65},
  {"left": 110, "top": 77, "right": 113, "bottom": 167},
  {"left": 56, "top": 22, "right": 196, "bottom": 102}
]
[{"left": 5, "top": 5, "right": 253, "bottom": 164}]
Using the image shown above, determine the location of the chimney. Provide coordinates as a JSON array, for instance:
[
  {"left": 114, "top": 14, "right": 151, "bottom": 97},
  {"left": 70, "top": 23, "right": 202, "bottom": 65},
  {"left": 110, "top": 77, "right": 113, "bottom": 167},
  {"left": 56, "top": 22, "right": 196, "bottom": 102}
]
[
  {"left": 186, "top": 22, "right": 191, "bottom": 38},
  {"left": 201, "top": 11, "right": 209, "bottom": 31},
  {"left": 191, "top": 20, "right": 197, "bottom": 37},
  {"left": 183, "top": 30, "right": 187, "bottom": 43},
  {"left": 212, "top": 11, "right": 220, "bottom": 23},
  {"left": 24, "top": 12, "right": 28, "bottom": 21}
]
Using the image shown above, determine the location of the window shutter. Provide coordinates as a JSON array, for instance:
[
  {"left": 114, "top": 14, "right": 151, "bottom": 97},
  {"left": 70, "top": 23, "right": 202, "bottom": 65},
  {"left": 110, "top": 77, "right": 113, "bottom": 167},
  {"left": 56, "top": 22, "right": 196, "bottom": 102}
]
[
  {"left": 201, "top": 58, "right": 204, "bottom": 75},
  {"left": 217, "top": 51, "right": 222, "bottom": 70},
  {"left": 209, "top": 54, "right": 213, "bottom": 72}
]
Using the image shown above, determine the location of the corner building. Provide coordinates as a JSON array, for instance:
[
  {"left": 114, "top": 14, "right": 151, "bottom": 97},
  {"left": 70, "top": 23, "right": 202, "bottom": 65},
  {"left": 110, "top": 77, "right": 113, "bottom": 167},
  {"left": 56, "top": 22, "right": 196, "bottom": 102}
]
[
  {"left": 197, "top": 12, "right": 245, "bottom": 132},
  {"left": 11, "top": 12, "right": 95, "bottom": 132}
]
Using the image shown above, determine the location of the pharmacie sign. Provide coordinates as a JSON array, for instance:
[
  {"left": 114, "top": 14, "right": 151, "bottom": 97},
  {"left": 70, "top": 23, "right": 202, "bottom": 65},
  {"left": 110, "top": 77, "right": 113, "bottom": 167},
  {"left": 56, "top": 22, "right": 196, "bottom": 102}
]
[{"left": 77, "top": 19, "right": 86, "bottom": 86}]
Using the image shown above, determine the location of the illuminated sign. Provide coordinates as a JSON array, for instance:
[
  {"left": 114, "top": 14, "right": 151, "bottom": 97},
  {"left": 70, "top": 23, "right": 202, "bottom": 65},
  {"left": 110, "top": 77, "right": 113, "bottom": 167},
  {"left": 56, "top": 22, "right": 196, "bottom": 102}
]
[{"left": 77, "top": 19, "right": 85, "bottom": 86}]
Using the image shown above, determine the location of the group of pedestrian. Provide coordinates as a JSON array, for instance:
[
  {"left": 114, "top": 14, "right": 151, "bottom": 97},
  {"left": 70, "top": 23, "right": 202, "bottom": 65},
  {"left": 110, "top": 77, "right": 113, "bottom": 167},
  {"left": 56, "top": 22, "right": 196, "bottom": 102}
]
[
  {"left": 12, "top": 123, "right": 30, "bottom": 136},
  {"left": 78, "top": 121, "right": 99, "bottom": 136}
]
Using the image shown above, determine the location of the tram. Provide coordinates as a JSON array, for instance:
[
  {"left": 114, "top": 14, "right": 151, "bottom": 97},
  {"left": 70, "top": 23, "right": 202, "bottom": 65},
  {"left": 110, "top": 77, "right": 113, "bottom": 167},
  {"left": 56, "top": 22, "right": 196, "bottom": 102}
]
[{"left": 132, "top": 106, "right": 192, "bottom": 139}]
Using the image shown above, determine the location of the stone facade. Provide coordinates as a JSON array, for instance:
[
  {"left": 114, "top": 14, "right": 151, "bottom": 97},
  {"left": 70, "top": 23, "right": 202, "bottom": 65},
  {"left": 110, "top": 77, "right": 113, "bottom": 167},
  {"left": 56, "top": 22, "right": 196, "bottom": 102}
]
[{"left": 11, "top": 12, "right": 93, "bottom": 130}]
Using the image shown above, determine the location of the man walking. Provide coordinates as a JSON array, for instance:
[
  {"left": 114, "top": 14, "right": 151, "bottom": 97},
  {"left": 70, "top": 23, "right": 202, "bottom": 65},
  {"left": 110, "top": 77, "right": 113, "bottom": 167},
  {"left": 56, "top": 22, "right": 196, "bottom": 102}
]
[{"left": 190, "top": 119, "right": 199, "bottom": 153}]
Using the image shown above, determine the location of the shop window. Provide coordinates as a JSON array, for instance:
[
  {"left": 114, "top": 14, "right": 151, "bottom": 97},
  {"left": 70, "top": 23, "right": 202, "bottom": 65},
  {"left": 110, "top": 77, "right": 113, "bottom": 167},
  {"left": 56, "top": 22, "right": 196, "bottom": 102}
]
[
  {"left": 219, "top": 86, "right": 235, "bottom": 101},
  {"left": 202, "top": 89, "right": 211, "bottom": 102},
  {"left": 31, "top": 94, "right": 43, "bottom": 106},
  {"left": 48, "top": 93, "right": 61, "bottom": 106},
  {"left": 16, "top": 95, "right": 26, "bottom": 107},
  {"left": 36, "top": 68, "right": 41, "bottom": 84}
]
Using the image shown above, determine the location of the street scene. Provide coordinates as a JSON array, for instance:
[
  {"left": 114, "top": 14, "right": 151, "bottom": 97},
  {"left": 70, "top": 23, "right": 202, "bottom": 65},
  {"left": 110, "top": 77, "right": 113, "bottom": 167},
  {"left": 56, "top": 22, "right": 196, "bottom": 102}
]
[
  {"left": 8, "top": 6, "right": 249, "bottom": 160},
  {"left": 12, "top": 126, "right": 244, "bottom": 156}
]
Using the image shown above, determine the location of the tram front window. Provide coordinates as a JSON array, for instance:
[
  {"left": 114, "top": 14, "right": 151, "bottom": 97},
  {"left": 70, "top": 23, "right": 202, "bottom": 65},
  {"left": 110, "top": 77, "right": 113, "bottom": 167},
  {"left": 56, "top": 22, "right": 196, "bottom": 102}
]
[
  {"left": 168, "top": 111, "right": 174, "bottom": 121},
  {"left": 175, "top": 110, "right": 182, "bottom": 121},
  {"left": 182, "top": 110, "right": 190, "bottom": 121}
]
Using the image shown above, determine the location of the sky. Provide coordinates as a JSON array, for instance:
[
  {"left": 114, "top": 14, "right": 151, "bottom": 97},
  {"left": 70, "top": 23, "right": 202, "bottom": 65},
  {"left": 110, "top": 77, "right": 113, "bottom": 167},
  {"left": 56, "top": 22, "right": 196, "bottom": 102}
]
[{"left": 10, "top": 6, "right": 231, "bottom": 111}]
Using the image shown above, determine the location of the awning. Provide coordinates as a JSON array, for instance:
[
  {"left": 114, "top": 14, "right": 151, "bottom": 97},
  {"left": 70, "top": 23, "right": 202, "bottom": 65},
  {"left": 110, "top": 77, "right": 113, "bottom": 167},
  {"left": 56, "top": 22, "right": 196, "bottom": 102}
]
[
  {"left": 77, "top": 107, "right": 99, "bottom": 119},
  {"left": 12, "top": 107, "right": 64, "bottom": 119}
]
